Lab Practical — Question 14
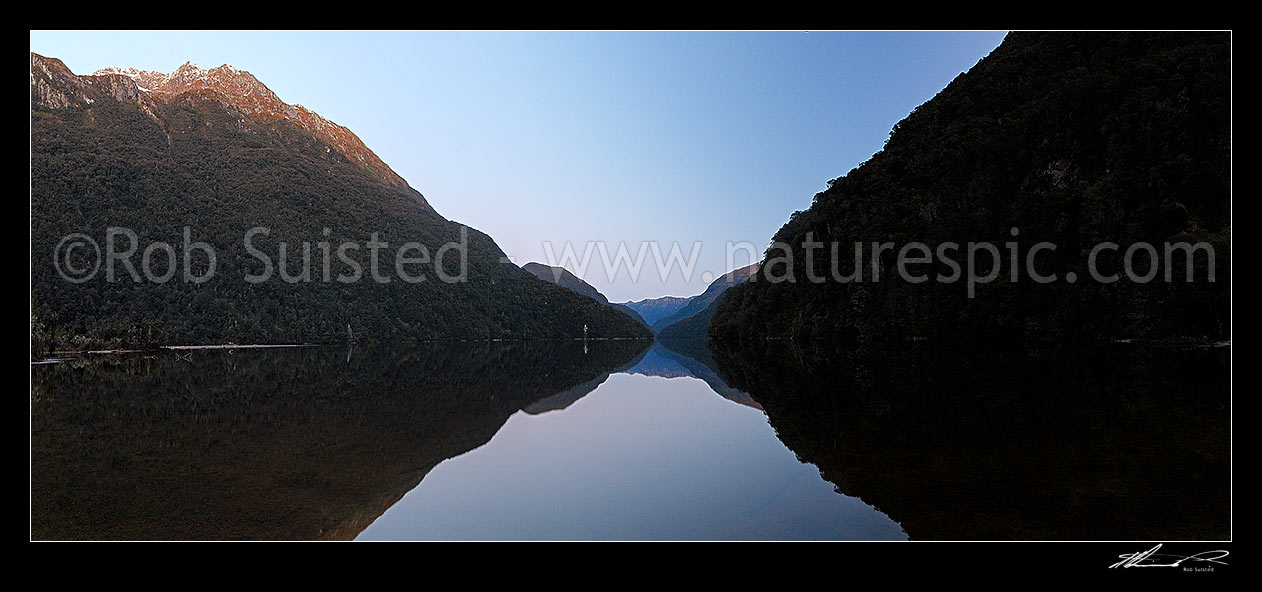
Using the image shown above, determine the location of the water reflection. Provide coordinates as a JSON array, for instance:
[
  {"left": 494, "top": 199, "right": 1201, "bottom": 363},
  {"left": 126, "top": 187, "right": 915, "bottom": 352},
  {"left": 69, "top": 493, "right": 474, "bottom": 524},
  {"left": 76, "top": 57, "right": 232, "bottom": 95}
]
[
  {"left": 31, "top": 340, "right": 648, "bottom": 540},
  {"left": 706, "top": 339, "right": 1231, "bottom": 541},
  {"left": 357, "top": 343, "right": 904, "bottom": 540},
  {"left": 33, "top": 336, "right": 1225, "bottom": 541}
]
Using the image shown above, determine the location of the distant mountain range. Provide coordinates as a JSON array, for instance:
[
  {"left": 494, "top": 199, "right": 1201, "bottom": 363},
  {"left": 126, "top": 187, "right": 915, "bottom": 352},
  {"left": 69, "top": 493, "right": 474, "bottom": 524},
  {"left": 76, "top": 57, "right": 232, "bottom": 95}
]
[
  {"left": 620, "top": 296, "right": 691, "bottom": 327},
  {"left": 611, "top": 263, "right": 760, "bottom": 338},
  {"left": 522, "top": 262, "right": 648, "bottom": 327},
  {"left": 31, "top": 54, "right": 651, "bottom": 348},
  {"left": 652, "top": 263, "right": 759, "bottom": 335}
]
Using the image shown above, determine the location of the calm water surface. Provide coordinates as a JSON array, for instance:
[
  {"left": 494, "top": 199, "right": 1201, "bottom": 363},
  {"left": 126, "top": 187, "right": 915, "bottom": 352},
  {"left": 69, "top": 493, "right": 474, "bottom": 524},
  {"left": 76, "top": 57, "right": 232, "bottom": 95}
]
[
  {"left": 30, "top": 338, "right": 1228, "bottom": 541},
  {"left": 31, "top": 340, "right": 904, "bottom": 540},
  {"left": 357, "top": 371, "right": 904, "bottom": 540}
]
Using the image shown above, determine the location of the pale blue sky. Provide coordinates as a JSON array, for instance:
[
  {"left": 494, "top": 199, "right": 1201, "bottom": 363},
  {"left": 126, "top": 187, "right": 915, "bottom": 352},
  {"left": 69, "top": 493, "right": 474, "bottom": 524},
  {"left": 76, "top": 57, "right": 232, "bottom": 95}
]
[{"left": 31, "top": 30, "right": 1007, "bottom": 302}]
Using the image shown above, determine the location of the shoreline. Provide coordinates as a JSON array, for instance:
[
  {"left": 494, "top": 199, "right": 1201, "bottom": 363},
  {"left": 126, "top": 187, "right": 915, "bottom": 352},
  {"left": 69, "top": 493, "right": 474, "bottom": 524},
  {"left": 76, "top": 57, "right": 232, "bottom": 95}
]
[
  {"left": 32, "top": 335, "right": 1229, "bottom": 366},
  {"left": 162, "top": 344, "right": 315, "bottom": 350},
  {"left": 30, "top": 338, "right": 655, "bottom": 364}
]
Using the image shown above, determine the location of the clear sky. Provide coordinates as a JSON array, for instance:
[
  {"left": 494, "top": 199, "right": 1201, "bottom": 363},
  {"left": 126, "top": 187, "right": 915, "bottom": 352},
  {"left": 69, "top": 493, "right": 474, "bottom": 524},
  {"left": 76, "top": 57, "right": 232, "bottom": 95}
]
[{"left": 30, "top": 30, "right": 1007, "bottom": 302}]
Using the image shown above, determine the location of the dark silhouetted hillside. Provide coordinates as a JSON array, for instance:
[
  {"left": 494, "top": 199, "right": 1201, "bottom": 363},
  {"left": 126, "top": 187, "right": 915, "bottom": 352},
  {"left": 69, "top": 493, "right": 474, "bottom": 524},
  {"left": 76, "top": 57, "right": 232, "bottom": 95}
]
[
  {"left": 710, "top": 33, "right": 1230, "bottom": 343},
  {"left": 31, "top": 54, "right": 650, "bottom": 348}
]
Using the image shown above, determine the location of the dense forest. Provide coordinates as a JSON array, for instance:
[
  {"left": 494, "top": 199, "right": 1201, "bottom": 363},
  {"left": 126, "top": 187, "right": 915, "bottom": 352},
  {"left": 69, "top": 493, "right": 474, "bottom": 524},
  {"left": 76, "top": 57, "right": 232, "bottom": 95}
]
[
  {"left": 710, "top": 32, "right": 1230, "bottom": 343},
  {"left": 31, "top": 55, "right": 651, "bottom": 351}
]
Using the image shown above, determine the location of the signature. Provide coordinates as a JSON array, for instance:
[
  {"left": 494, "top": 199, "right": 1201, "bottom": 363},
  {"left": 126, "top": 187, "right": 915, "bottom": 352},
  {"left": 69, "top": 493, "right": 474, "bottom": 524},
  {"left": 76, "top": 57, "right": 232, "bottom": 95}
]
[{"left": 1110, "top": 544, "right": 1229, "bottom": 569}]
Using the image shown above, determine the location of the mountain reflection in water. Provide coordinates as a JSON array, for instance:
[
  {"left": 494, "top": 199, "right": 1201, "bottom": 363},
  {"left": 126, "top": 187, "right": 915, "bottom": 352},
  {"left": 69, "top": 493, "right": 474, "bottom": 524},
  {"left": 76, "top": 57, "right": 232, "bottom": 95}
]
[
  {"left": 707, "top": 339, "right": 1230, "bottom": 541},
  {"left": 31, "top": 341, "right": 647, "bottom": 540},
  {"left": 31, "top": 337, "right": 1227, "bottom": 541},
  {"left": 356, "top": 342, "right": 904, "bottom": 540}
]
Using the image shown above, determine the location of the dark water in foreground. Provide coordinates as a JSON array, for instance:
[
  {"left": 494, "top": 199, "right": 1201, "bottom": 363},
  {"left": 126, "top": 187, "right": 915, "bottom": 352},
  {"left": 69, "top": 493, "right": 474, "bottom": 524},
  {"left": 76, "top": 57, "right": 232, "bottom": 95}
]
[{"left": 30, "top": 339, "right": 1229, "bottom": 540}]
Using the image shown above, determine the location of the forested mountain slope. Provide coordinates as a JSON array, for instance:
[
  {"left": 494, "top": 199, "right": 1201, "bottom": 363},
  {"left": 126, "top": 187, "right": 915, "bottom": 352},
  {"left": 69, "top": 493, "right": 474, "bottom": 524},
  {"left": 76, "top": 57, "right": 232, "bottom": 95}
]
[
  {"left": 710, "top": 32, "right": 1230, "bottom": 343},
  {"left": 31, "top": 54, "right": 650, "bottom": 349}
]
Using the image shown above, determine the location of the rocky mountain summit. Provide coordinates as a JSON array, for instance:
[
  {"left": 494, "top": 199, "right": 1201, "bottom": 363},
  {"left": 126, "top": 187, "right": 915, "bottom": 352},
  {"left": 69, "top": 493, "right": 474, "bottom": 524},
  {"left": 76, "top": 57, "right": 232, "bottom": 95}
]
[{"left": 33, "top": 54, "right": 406, "bottom": 189}]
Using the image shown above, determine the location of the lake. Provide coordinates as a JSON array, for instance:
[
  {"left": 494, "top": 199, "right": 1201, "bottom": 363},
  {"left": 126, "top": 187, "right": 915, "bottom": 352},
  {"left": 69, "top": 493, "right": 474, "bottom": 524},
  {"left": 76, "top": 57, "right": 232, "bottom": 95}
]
[{"left": 29, "top": 338, "right": 1229, "bottom": 541}]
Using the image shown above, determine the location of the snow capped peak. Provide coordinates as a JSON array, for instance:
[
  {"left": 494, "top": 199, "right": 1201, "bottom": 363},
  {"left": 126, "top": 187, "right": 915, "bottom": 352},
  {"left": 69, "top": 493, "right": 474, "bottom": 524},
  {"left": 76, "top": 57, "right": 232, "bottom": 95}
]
[
  {"left": 56, "top": 55, "right": 407, "bottom": 188},
  {"left": 94, "top": 66, "right": 151, "bottom": 78},
  {"left": 91, "top": 62, "right": 256, "bottom": 91}
]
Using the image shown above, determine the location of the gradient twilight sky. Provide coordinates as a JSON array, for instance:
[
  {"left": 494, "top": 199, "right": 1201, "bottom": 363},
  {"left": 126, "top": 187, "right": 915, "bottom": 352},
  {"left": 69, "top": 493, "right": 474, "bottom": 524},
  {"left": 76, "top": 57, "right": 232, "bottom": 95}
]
[{"left": 30, "top": 30, "right": 1008, "bottom": 302}]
